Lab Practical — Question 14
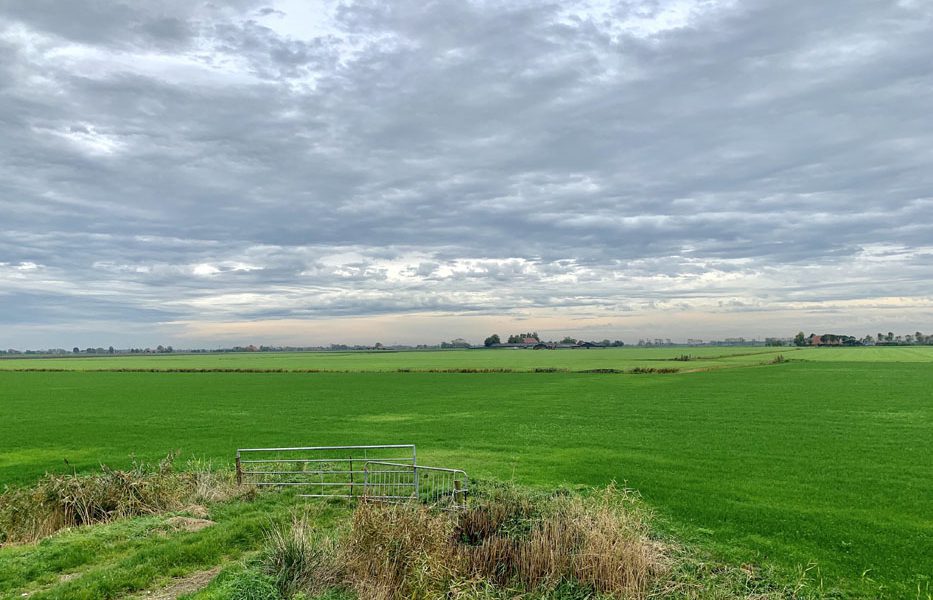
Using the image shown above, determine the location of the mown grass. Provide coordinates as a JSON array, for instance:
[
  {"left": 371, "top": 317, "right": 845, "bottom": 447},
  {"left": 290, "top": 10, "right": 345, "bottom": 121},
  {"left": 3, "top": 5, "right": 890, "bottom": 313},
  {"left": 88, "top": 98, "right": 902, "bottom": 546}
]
[
  {"left": 1, "top": 352, "right": 931, "bottom": 597},
  {"left": 1, "top": 345, "right": 930, "bottom": 374},
  {"left": 0, "top": 346, "right": 802, "bottom": 372}
]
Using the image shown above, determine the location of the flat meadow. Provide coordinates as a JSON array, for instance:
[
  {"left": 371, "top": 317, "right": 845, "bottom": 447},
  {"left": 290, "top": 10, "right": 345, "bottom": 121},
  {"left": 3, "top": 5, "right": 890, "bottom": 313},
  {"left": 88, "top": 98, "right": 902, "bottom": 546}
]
[
  {"left": 0, "top": 344, "right": 787, "bottom": 372},
  {"left": 0, "top": 346, "right": 931, "bottom": 598}
]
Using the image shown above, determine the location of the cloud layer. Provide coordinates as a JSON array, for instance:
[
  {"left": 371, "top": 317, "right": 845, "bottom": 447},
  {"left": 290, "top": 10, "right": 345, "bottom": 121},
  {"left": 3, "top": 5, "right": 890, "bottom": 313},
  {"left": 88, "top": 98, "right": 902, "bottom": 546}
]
[{"left": 2, "top": 0, "right": 932, "bottom": 347}]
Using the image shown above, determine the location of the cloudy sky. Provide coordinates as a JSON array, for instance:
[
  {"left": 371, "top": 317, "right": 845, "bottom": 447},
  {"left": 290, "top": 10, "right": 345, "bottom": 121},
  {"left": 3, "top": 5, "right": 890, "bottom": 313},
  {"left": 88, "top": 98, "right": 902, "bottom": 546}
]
[{"left": 1, "top": 0, "right": 931, "bottom": 348}]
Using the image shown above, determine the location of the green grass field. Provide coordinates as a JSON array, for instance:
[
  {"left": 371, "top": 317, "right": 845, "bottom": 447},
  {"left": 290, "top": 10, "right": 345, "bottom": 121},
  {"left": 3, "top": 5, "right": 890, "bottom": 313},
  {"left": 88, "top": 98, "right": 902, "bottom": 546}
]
[
  {"left": 0, "top": 345, "right": 795, "bottom": 372},
  {"left": 1, "top": 348, "right": 931, "bottom": 598}
]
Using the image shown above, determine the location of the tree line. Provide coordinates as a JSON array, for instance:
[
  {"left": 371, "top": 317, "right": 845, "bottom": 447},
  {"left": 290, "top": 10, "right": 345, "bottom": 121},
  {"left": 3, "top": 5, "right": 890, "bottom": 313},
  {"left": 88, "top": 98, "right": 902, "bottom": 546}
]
[
  {"left": 792, "top": 331, "right": 932, "bottom": 346},
  {"left": 483, "top": 333, "right": 625, "bottom": 347}
]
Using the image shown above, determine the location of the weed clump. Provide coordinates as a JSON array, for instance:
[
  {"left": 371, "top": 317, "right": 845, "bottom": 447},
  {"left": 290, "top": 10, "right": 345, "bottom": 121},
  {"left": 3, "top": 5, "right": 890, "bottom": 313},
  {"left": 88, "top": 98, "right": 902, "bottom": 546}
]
[
  {"left": 0, "top": 453, "right": 245, "bottom": 544},
  {"left": 455, "top": 483, "right": 661, "bottom": 596},
  {"left": 259, "top": 482, "right": 666, "bottom": 599},
  {"left": 342, "top": 498, "right": 460, "bottom": 598},
  {"left": 262, "top": 510, "right": 342, "bottom": 598}
]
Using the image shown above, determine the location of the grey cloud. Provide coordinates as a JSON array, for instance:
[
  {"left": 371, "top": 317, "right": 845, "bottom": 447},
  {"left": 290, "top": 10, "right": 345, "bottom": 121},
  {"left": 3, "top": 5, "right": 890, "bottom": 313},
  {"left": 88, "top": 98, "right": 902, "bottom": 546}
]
[{"left": 1, "top": 0, "right": 932, "bottom": 346}]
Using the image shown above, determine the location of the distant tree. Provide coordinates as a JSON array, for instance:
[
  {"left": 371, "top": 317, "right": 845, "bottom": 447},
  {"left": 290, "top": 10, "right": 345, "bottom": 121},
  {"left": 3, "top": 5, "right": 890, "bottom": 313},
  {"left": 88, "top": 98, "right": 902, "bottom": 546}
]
[
  {"left": 374, "top": 342, "right": 384, "bottom": 350},
  {"left": 108, "top": 346, "right": 115, "bottom": 354},
  {"left": 507, "top": 332, "right": 539, "bottom": 344},
  {"left": 73, "top": 347, "right": 80, "bottom": 354},
  {"left": 156, "top": 345, "right": 165, "bottom": 353},
  {"left": 483, "top": 334, "right": 501, "bottom": 347},
  {"left": 916, "top": 331, "right": 924, "bottom": 345},
  {"left": 560, "top": 337, "right": 577, "bottom": 345},
  {"left": 611, "top": 340, "right": 625, "bottom": 347},
  {"left": 440, "top": 338, "right": 470, "bottom": 349},
  {"left": 793, "top": 332, "right": 807, "bottom": 347},
  {"left": 886, "top": 332, "right": 894, "bottom": 342}
]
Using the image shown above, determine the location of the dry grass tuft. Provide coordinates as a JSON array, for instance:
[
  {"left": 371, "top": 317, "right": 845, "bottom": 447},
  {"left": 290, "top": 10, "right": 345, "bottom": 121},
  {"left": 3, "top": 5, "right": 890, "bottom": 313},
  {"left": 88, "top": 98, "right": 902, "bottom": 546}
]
[
  {"left": 342, "top": 499, "right": 460, "bottom": 599},
  {"left": 457, "top": 484, "right": 663, "bottom": 597},
  {"left": 0, "top": 453, "right": 246, "bottom": 544},
  {"left": 262, "top": 509, "right": 342, "bottom": 598},
  {"left": 264, "top": 482, "right": 666, "bottom": 599},
  {"left": 164, "top": 515, "right": 215, "bottom": 533}
]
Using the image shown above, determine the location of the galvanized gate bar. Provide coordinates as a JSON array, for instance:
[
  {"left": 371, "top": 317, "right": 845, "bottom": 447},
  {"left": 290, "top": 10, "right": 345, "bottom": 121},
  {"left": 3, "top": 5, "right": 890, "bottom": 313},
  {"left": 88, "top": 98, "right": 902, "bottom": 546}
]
[{"left": 237, "top": 444, "right": 417, "bottom": 452}]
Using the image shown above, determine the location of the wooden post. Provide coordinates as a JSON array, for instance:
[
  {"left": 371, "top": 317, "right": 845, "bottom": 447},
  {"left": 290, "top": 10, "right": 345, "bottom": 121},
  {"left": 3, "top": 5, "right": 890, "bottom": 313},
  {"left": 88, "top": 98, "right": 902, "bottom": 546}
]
[{"left": 235, "top": 452, "right": 242, "bottom": 486}]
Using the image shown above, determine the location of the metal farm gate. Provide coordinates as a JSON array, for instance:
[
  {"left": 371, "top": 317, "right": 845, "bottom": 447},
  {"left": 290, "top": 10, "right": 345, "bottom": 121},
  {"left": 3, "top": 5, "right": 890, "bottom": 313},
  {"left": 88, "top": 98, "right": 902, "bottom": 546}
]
[
  {"left": 363, "top": 461, "right": 469, "bottom": 509},
  {"left": 236, "top": 444, "right": 416, "bottom": 498},
  {"left": 235, "top": 444, "right": 468, "bottom": 508}
]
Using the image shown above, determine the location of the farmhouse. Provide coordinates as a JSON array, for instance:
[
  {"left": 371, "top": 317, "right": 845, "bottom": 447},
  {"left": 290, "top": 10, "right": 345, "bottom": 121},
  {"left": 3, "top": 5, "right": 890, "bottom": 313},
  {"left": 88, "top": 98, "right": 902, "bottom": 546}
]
[{"left": 809, "top": 333, "right": 859, "bottom": 346}]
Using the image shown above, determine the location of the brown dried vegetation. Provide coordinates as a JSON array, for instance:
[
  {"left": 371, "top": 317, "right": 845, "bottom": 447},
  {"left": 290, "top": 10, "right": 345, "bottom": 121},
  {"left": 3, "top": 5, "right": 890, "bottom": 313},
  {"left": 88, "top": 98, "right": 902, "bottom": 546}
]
[
  {"left": 0, "top": 454, "right": 246, "bottom": 544},
  {"left": 261, "top": 483, "right": 666, "bottom": 599}
]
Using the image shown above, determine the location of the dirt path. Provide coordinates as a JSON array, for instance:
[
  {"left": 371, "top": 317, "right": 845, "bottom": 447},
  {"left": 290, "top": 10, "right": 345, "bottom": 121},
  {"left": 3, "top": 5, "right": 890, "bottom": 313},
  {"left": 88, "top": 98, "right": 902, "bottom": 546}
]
[{"left": 132, "top": 565, "right": 223, "bottom": 600}]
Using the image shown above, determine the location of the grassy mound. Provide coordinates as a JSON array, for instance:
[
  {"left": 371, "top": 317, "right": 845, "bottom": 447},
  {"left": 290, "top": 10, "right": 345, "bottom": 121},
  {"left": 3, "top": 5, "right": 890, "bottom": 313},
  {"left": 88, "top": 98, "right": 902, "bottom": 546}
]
[{"left": 0, "top": 454, "right": 246, "bottom": 544}]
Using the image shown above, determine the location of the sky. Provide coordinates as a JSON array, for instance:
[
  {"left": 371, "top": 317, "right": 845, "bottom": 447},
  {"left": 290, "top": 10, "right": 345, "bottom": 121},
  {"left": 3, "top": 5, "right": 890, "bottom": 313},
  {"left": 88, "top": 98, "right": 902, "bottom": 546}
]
[{"left": 1, "top": 0, "right": 932, "bottom": 349}]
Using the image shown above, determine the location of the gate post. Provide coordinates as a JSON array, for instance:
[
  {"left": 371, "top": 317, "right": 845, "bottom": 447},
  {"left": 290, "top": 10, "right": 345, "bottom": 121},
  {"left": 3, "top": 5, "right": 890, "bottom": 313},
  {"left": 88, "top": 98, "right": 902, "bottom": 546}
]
[
  {"left": 412, "top": 446, "right": 419, "bottom": 499},
  {"left": 235, "top": 451, "right": 242, "bottom": 486},
  {"left": 363, "top": 462, "right": 369, "bottom": 498}
]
